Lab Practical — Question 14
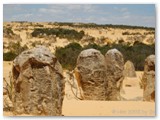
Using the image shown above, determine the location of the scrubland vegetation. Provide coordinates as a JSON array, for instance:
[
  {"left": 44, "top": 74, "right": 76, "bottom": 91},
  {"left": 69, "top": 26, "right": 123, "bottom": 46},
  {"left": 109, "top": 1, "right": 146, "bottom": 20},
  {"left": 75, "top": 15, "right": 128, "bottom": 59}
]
[
  {"left": 3, "top": 22, "right": 155, "bottom": 71},
  {"left": 3, "top": 42, "right": 28, "bottom": 61},
  {"left": 51, "top": 22, "right": 155, "bottom": 30},
  {"left": 31, "top": 28, "right": 85, "bottom": 41},
  {"left": 55, "top": 42, "right": 155, "bottom": 70}
]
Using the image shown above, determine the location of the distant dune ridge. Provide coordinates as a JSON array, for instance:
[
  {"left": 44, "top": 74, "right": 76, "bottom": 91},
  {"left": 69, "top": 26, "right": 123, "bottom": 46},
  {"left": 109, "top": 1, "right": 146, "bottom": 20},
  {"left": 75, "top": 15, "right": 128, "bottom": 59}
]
[
  {"left": 3, "top": 22, "right": 155, "bottom": 53},
  {"left": 3, "top": 22, "right": 155, "bottom": 116}
]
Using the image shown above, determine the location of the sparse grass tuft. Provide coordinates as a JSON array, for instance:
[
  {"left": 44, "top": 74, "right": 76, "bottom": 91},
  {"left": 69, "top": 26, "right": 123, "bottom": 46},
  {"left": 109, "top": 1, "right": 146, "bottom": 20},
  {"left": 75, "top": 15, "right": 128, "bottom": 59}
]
[{"left": 3, "top": 72, "right": 14, "bottom": 111}]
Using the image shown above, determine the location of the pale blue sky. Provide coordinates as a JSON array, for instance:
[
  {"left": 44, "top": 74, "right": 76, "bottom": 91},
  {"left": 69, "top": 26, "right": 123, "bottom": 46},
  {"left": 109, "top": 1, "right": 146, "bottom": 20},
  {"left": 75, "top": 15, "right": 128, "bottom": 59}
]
[{"left": 3, "top": 4, "right": 156, "bottom": 27}]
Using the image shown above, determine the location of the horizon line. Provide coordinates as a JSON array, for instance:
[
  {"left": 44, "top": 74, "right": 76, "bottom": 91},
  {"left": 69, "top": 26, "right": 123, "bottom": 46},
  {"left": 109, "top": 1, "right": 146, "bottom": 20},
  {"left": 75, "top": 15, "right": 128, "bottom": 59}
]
[{"left": 4, "top": 21, "right": 155, "bottom": 29}]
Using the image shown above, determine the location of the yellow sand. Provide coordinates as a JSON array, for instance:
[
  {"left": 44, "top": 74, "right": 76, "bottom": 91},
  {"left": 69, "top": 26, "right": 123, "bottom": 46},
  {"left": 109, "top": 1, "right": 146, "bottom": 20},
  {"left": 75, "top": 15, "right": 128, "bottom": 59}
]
[{"left": 3, "top": 61, "right": 155, "bottom": 116}]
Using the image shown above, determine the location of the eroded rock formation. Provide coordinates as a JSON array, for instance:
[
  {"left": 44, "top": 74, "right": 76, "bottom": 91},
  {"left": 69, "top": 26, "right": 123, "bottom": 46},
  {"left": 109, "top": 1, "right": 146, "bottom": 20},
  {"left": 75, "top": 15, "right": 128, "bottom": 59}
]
[
  {"left": 123, "top": 60, "right": 136, "bottom": 77},
  {"left": 75, "top": 49, "right": 107, "bottom": 100},
  {"left": 105, "top": 48, "right": 124, "bottom": 100},
  {"left": 12, "top": 46, "right": 65, "bottom": 116},
  {"left": 142, "top": 55, "right": 155, "bottom": 101}
]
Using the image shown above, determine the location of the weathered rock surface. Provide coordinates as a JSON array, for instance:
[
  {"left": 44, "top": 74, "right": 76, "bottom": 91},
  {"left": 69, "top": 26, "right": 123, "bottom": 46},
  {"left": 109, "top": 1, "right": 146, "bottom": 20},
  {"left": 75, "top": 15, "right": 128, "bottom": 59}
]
[
  {"left": 12, "top": 46, "right": 65, "bottom": 116},
  {"left": 123, "top": 60, "right": 136, "bottom": 77},
  {"left": 75, "top": 49, "right": 107, "bottom": 100},
  {"left": 105, "top": 48, "right": 124, "bottom": 100},
  {"left": 142, "top": 55, "right": 155, "bottom": 101}
]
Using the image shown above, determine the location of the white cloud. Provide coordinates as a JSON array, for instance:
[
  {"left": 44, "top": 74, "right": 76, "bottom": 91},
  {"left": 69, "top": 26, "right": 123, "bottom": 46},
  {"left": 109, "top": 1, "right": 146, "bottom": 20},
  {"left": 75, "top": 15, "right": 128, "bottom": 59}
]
[
  {"left": 38, "top": 4, "right": 99, "bottom": 16},
  {"left": 39, "top": 7, "right": 63, "bottom": 14},
  {"left": 123, "top": 15, "right": 130, "bottom": 19},
  {"left": 3, "top": 4, "right": 155, "bottom": 27},
  {"left": 142, "top": 16, "right": 155, "bottom": 24},
  {"left": 39, "top": 8, "right": 47, "bottom": 12},
  {"left": 120, "top": 8, "right": 128, "bottom": 12},
  {"left": 122, "top": 11, "right": 130, "bottom": 19},
  {"left": 24, "top": 13, "right": 33, "bottom": 17},
  {"left": 123, "top": 11, "right": 130, "bottom": 15}
]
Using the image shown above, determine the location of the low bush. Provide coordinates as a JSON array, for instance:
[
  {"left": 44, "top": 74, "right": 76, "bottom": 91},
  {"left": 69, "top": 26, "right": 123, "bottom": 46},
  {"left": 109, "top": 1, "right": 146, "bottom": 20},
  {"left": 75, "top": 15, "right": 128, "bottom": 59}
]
[
  {"left": 3, "top": 42, "right": 28, "bottom": 61},
  {"left": 55, "top": 42, "right": 155, "bottom": 71},
  {"left": 53, "top": 22, "right": 155, "bottom": 30},
  {"left": 55, "top": 42, "right": 82, "bottom": 70},
  {"left": 31, "top": 28, "right": 85, "bottom": 41},
  {"left": 3, "top": 27, "right": 15, "bottom": 35},
  {"left": 3, "top": 52, "right": 17, "bottom": 61}
]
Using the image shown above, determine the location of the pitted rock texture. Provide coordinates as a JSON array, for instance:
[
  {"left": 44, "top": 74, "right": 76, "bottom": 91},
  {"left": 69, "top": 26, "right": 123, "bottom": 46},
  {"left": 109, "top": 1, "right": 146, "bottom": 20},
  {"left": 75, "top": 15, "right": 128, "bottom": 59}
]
[
  {"left": 123, "top": 60, "right": 136, "bottom": 77},
  {"left": 142, "top": 55, "right": 155, "bottom": 101},
  {"left": 12, "top": 46, "right": 65, "bottom": 116},
  {"left": 105, "top": 48, "right": 124, "bottom": 100},
  {"left": 75, "top": 49, "right": 107, "bottom": 100}
]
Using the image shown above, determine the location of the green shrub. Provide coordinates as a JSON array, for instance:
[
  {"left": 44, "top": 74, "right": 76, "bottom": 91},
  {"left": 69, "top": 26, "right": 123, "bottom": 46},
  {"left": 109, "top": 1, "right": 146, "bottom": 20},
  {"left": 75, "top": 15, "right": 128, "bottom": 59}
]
[
  {"left": 122, "top": 32, "right": 142, "bottom": 35},
  {"left": 31, "top": 28, "right": 85, "bottom": 41},
  {"left": 52, "top": 22, "right": 155, "bottom": 30},
  {"left": 3, "top": 27, "right": 15, "bottom": 35},
  {"left": 122, "top": 31, "right": 130, "bottom": 35},
  {"left": 55, "top": 42, "right": 155, "bottom": 71},
  {"left": 3, "top": 52, "right": 17, "bottom": 61},
  {"left": 34, "top": 24, "right": 44, "bottom": 27},
  {"left": 3, "top": 42, "right": 28, "bottom": 61},
  {"left": 9, "top": 42, "right": 28, "bottom": 55},
  {"left": 55, "top": 42, "right": 82, "bottom": 70}
]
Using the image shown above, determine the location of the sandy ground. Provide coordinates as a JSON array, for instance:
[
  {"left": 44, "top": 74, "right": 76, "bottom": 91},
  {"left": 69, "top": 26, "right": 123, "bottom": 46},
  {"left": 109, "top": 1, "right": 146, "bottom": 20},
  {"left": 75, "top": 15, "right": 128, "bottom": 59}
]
[
  {"left": 3, "top": 61, "right": 155, "bottom": 116},
  {"left": 120, "top": 77, "right": 143, "bottom": 101},
  {"left": 3, "top": 100, "right": 155, "bottom": 116},
  {"left": 62, "top": 100, "right": 155, "bottom": 116}
]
